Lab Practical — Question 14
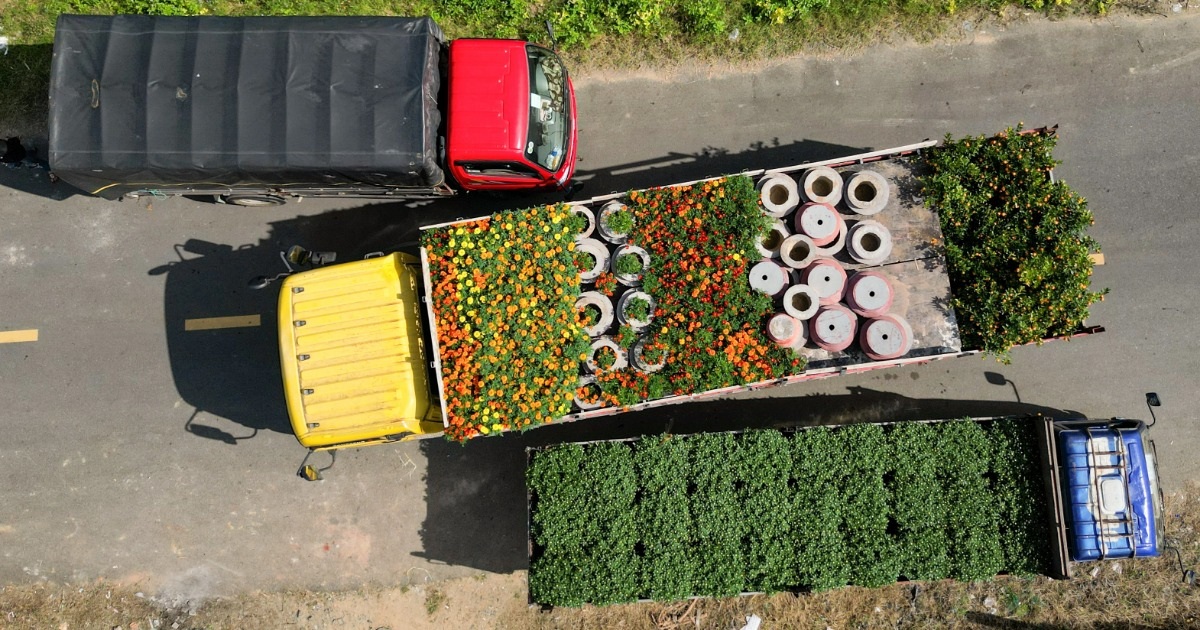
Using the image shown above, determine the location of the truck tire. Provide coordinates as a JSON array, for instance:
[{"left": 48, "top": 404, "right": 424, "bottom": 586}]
[{"left": 222, "top": 194, "right": 287, "bottom": 207}]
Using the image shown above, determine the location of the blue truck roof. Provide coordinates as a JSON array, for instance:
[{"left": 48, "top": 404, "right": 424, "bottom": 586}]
[{"left": 1059, "top": 424, "right": 1159, "bottom": 561}]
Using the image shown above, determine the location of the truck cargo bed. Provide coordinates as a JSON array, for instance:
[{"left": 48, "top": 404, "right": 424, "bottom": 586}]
[{"left": 50, "top": 15, "right": 446, "bottom": 198}]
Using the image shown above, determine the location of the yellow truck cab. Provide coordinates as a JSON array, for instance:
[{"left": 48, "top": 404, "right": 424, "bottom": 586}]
[{"left": 278, "top": 253, "right": 443, "bottom": 449}]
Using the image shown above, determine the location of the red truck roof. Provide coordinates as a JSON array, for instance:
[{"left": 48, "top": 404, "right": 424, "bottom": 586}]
[{"left": 446, "top": 39, "right": 529, "bottom": 163}]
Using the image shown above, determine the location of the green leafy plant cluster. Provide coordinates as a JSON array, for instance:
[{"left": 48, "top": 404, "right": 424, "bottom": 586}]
[
  {"left": 748, "top": 0, "right": 831, "bottom": 25},
  {"left": 527, "top": 418, "right": 1053, "bottom": 606},
  {"left": 614, "top": 253, "right": 645, "bottom": 275},
  {"left": 604, "top": 208, "right": 635, "bottom": 235},
  {"left": 922, "top": 126, "right": 1107, "bottom": 360},
  {"left": 624, "top": 296, "right": 652, "bottom": 322},
  {"left": 528, "top": 443, "right": 640, "bottom": 606}
]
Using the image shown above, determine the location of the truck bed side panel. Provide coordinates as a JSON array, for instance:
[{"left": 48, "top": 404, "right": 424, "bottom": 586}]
[{"left": 49, "top": 15, "right": 446, "bottom": 198}]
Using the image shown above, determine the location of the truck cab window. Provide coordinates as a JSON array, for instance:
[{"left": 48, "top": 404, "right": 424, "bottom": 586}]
[
  {"left": 458, "top": 161, "right": 539, "bottom": 179},
  {"left": 526, "top": 45, "right": 569, "bottom": 173}
]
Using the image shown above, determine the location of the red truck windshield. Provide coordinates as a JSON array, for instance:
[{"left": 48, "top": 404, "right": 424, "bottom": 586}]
[{"left": 525, "top": 46, "right": 570, "bottom": 173}]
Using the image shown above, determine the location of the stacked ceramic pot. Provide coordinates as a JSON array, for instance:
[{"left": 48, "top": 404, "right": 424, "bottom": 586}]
[{"left": 751, "top": 167, "right": 912, "bottom": 360}]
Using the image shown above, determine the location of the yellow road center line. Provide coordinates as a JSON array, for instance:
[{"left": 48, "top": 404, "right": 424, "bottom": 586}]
[
  {"left": 184, "top": 315, "right": 261, "bottom": 331},
  {"left": 0, "top": 329, "right": 38, "bottom": 343},
  {"left": 1089, "top": 253, "right": 1106, "bottom": 266}
]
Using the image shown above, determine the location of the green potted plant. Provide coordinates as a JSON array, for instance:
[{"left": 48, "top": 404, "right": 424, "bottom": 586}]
[
  {"left": 611, "top": 244, "right": 650, "bottom": 286},
  {"left": 597, "top": 200, "right": 635, "bottom": 243},
  {"left": 616, "top": 290, "right": 655, "bottom": 330}
]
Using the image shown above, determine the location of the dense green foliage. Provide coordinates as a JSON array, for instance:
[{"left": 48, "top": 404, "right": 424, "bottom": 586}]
[
  {"left": 990, "top": 417, "right": 1055, "bottom": 575},
  {"left": 791, "top": 427, "right": 851, "bottom": 590},
  {"left": 923, "top": 127, "right": 1106, "bottom": 359},
  {"left": 890, "top": 422, "right": 951, "bottom": 581},
  {"left": 527, "top": 443, "right": 640, "bottom": 606},
  {"left": 0, "top": 0, "right": 1117, "bottom": 45},
  {"left": 527, "top": 419, "right": 1054, "bottom": 606},
  {"left": 634, "top": 437, "right": 697, "bottom": 600}
]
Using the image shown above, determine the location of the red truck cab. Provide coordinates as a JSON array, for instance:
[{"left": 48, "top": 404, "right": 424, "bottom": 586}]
[{"left": 446, "top": 40, "right": 578, "bottom": 191}]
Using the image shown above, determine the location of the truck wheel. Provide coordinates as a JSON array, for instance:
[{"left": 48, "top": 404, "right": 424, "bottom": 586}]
[{"left": 222, "top": 194, "right": 286, "bottom": 207}]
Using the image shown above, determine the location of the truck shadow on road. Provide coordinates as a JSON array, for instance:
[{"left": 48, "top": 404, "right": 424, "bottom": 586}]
[
  {"left": 148, "top": 203, "right": 473, "bottom": 439},
  {"left": 150, "top": 138, "right": 871, "bottom": 441},
  {"left": 414, "top": 386, "right": 1081, "bottom": 574},
  {"left": 570, "top": 137, "right": 873, "bottom": 197}
]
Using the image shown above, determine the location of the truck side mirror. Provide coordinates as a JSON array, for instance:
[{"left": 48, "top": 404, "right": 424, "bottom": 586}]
[
  {"left": 1146, "top": 392, "right": 1161, "bottom": 426},
  {"left": 248, "top": 275, "right": 275, "bottom": 290}
]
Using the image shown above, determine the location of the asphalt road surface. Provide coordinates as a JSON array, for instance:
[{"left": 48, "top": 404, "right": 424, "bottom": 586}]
[{"left": 1, "top": 13, "right": 1198, "bottom": 605}]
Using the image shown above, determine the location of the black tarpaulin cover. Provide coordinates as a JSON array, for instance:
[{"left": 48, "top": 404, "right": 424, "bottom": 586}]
[{"left": 49, "top": 15, "right": 446, "bottom": 198}]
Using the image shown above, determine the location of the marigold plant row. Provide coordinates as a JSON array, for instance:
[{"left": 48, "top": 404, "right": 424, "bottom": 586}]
[
  {"left": 526, "top": 419, "right": 1051, "bottom": 606},
  {"left": 421, "top": 205, "right": 590, "bottom": 440}
]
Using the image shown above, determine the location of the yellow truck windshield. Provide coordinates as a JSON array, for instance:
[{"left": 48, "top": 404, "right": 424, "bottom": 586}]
[{"left": 278, "top": 253, "right": 442, "bottom": 449}]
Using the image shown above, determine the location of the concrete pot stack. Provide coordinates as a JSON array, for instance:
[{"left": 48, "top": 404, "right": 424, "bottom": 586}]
[{"left": 752, "top": 167, "right": 912, "bottom": 360}]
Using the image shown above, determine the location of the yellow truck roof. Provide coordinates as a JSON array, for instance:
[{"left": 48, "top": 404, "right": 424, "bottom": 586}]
[{"left": 278, "top": 253, "right": 442, "bottom": 449}]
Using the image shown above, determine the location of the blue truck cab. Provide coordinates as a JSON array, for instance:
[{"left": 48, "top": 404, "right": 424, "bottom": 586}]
[{"left": 1042, "top": 418, "right": 1164, "bottom": 577}]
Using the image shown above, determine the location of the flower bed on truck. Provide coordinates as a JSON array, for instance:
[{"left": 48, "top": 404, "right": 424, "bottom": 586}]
[
  {"left": 526, "top": 418, "right": 1052, "bottom": 606},
  {"left": 421, "top": 204, "right": 590, "bottom": 440},
  {"left": 595, "top": 177, "right": 804, "bottom": 407},
  {"left": 422, "top": 177, "right": 804, "bottom": 439},
  {"left": 421, "top": 126, "right": 1105, "bottom": 441}
]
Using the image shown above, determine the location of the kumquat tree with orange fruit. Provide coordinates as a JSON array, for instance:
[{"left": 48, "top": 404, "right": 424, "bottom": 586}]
[{"left": 923, "top": 125, "right": 1107, "bottom": 360}]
